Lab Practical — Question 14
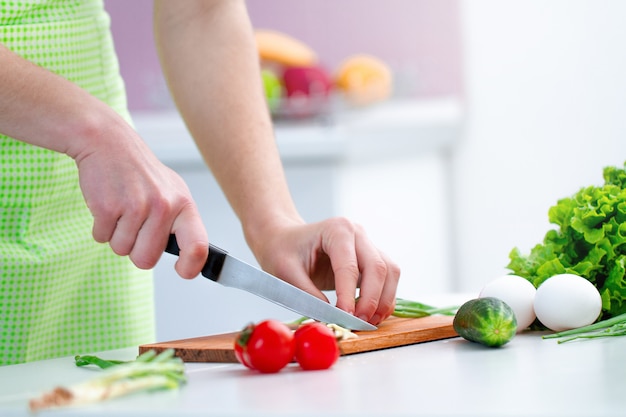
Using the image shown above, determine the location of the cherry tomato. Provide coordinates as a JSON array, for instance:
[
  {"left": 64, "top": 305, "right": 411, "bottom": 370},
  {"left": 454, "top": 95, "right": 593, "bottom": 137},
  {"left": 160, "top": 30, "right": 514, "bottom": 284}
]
[
  {"left": 234, "top": 319, "right": 295, "bottom": 373},
  {"left": 234, "top": 324, "right": 255, "bottom": 370},
  {"left": 294, "top": 322, "right": 340, "bottom": 370}
]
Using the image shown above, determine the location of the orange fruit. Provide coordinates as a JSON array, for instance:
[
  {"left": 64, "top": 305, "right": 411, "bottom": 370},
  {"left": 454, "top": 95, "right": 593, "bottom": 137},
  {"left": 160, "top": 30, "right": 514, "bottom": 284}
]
[{"left": 335, "top": 54, "right": 392, "bottom": 105}]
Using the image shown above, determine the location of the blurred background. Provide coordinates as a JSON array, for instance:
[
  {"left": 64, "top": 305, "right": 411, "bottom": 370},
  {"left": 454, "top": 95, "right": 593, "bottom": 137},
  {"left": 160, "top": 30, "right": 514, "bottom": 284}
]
[{"left": 103, "top": 0, "right": 626, "bottom": 340}]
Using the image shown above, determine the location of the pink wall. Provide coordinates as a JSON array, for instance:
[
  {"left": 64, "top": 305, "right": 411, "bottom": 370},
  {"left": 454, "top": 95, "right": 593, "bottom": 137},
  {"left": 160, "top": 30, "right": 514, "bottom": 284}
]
[{"left": 104, "top": 0, "right": 463, "bottom": 111}]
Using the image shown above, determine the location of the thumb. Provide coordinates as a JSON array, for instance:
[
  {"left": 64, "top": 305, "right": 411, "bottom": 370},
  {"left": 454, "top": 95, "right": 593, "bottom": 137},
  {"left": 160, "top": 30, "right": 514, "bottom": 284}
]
[{"left": 170, "top": 209, "right": 209, "bottom": 279}]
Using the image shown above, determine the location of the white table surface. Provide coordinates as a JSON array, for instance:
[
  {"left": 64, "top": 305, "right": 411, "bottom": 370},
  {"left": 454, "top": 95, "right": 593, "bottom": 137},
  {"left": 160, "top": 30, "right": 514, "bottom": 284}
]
[{"left": 1, "top": 297, "right": 623, "bottom": 417}]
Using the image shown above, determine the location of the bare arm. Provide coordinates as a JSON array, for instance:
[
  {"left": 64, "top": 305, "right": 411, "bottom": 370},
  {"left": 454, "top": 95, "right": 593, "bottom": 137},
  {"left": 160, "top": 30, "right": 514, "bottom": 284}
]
[
  {"left": 154, "top": 0, "right": 401, "bottom": 324},
  {"left": 153, "top": 0, "right": 301, "bottom": 246},
  {"left": 0, "top": 42, "right": 209, "bottom": 278},
  {"left": 0, "top": 42, "right": 116, "bottom": 157}
]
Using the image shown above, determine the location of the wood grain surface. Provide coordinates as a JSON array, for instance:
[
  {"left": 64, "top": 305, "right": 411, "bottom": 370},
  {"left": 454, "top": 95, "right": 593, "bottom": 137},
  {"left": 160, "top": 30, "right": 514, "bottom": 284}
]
[{"left": 139, "top": 315, "right": 458, "bottom": 363}]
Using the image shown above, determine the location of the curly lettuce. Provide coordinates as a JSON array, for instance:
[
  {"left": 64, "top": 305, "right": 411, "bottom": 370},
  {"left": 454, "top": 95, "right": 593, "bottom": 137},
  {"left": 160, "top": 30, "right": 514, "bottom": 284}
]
[{"left": 507, "top": 163, "right": 626, "bottom": 319}]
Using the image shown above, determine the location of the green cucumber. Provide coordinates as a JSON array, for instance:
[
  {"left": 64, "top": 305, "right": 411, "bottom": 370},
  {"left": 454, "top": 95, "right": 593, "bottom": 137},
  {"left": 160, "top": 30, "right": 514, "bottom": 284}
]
[{"left": 453, "top": 297, "right": 517, "bottom": 347}]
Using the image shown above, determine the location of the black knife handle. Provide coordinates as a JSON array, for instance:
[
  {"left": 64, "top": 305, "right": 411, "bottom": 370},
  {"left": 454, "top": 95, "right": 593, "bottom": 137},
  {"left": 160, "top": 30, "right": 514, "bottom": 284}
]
[{"left": 165, "top": 234, "right": 227, "bottom": 282}]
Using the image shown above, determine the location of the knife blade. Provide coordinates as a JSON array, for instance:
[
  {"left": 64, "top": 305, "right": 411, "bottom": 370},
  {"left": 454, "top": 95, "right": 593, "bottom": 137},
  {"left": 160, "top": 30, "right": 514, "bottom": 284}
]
[{"left": 165, "top": 235, "right": 376, "bottom": 331}]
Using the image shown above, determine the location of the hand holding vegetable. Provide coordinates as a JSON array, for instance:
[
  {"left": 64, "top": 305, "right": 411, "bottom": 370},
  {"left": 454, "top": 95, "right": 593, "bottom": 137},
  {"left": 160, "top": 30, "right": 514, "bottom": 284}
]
[{"left": 248, "top": 219, "right": 401, "bottom": 326}]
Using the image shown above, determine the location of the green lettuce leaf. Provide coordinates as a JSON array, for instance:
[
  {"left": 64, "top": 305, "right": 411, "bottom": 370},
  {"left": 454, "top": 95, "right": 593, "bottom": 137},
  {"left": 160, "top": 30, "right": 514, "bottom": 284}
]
[{"left": 507, "top": 162, "right": 626, "bottom": 319}]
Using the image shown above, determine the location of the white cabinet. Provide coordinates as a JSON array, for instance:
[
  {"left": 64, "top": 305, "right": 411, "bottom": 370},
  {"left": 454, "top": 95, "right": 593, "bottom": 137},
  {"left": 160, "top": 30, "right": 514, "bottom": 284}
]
[{"left": 132, "top": 97, "right": 462, "bottom": 340}]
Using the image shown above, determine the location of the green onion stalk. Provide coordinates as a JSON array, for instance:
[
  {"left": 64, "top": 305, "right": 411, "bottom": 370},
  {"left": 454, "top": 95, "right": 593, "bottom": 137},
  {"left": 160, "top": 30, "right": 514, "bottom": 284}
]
[
  {"left": 291, "top": 298, "right": 459, "bottom": 325},
  {"left": 29, "top": 349, "right": 186, "bottom": 412},
  {"left": 392, "top": 298, "right": 459, "bottom": 318},
  {"left": 543, "top": 312, "right": 626, "bottom": 343}
]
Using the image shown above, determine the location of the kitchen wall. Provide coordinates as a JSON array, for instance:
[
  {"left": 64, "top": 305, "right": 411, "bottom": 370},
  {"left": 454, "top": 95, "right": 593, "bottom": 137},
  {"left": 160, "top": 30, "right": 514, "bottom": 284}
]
[
  {"left": 103, "top": 0, "right": 463, "bottom": 110},
  {"left": 103, "top": 0, "right": 626, "bottom": 304},
  {"left": 103, "top": 0, "right": 465, "bottom": 338},
  {"left": 453, "top": 1, "right": 626, "bottom": 292}
]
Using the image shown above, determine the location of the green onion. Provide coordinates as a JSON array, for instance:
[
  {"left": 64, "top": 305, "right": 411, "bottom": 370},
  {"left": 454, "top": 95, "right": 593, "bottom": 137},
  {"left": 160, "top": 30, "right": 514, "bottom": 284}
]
[
  {"left": 291, "top": 298, "right": 459, "bottom": 325},
  {"left": 74, "top": 355, "right": 127, "bottom": 369},
  {"left": 543, "top": 312, "right": 626, "bottom": 343},
  {"left": 392, "top": 298, "right": 459, "bottom": 318},
  {"left": 29, "top": 349, "right": 185, "bottom": 412}
]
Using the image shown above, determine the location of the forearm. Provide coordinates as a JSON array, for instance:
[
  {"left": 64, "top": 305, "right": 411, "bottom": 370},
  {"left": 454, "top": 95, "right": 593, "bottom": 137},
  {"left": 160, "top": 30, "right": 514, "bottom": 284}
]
[
  {"left": 153, "top": 0, "right": 302, "bottom": 252},
  {"left": 0, "top": 42, "right": 130, "bottom": 161}
]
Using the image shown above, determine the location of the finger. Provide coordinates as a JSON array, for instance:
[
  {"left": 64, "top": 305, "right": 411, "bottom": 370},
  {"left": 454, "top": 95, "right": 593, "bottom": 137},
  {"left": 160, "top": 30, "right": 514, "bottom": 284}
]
[
  {"left": 351, "top": 237, "right": 388, "bottom": 323},
  {"left": 278, "top": 257, "right": 330, "bottom": 303},
  {"left": 325, "top": 231, "right": 360, "bottom": 316},
  {"left": 108, "top": 210, "right": 147, "bottom": 257},
  {"left": 128, "top": 211, "right": 171, "bottom": 270},
  {"left": 90, "top": 204, "right": 120, "bottom": 244},
  {"left": 92, "top": 216, "right": 117, "bottom": 244},
  {"left": 361, "top": 252, "right": 401, "bottom": 325},
  {"left": 170, "top": 207, "right": 209, "bottom": 279}
]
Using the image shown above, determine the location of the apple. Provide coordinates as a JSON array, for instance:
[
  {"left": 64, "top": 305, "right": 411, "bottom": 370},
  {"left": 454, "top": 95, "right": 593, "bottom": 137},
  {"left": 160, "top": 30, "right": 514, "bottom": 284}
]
[
  {"left": 282, "top": 65, "right": 332, "bottom": 98},
  {"left": 281, "top": 65, "right": 332, "bottom": 117}
]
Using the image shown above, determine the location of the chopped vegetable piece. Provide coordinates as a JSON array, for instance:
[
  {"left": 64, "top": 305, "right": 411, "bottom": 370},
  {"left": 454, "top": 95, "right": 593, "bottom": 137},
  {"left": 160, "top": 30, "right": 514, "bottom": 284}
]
[
  {"left": 29, "top": 349, "right": 185, "bottom": 412},
  {"left": 326, "top": 323, "right": 358, "bottom": 341}
]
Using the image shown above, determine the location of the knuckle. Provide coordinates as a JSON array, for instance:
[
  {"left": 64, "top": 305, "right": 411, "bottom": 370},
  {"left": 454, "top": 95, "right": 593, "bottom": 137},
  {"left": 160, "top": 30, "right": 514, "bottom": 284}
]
[
  {"left": 388, "top": 261, "right": 401, "bottom": 280},
  {"left": 186, "top": 239, "right": 209, "bottom": 261},
  {"left": 353, "top": 221, "right": 366, "bottom": 234},
  {"left": 131, "top": 197, "right": 153, "bottom": 217},
  {"left": 371, "top": 258, "right": 389, "bottom": 278},
  {"left": 336, "top": 261, "right": 360, "bottom": 281},
  {"left": 90, "top": 202, "right": 118, "bottom": 224},
  {"left": 328, "top": 216, "right": 357, "bottom": 233},
  {"left": 153, "top": 193, "right": 196, "bottom": 221},
  {"left": 358, "top": 296, "right": 379, "bottom": 315},
  {"left": 148, "top": 198, "right": 172, "bottom": 223},
  {"left": 377, "top": 298, "right": 396, "bottom": 317}
]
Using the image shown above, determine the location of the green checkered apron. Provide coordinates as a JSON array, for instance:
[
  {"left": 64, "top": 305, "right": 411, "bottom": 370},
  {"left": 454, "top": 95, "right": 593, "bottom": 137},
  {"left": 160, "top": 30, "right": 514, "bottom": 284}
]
[{"left": 0, "top": 0, "right": 155, "bottom": 365}]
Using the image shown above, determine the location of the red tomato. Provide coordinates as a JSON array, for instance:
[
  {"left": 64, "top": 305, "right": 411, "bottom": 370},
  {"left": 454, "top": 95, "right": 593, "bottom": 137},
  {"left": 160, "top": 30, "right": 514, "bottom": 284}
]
[
  {"left": 294, "top": 322, "right": 340, "bottom": 370},
  {"left": 234, "top": 324, "right": 255, "bottom": 370},
  {"left": 234, "top": 320, "right": 295, "bottom": 373}
]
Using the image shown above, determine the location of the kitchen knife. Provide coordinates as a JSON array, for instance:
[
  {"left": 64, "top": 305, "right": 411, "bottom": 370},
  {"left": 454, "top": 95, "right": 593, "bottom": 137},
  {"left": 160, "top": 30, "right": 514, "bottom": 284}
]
[{"left": 165, "top": 235, "right": 376, "bottom": 331}]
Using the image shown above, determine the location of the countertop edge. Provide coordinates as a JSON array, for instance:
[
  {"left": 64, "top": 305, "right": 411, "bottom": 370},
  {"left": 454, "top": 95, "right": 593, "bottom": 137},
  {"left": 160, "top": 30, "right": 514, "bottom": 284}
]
[{"left": 131, "top": 97, "right": 464, "bottom": 167}]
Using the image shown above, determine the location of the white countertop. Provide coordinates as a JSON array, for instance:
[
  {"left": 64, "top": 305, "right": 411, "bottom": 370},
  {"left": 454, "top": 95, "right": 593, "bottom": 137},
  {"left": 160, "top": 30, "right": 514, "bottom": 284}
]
[{"left": 1, "top": 294, "right": 624, "bottom": 417}]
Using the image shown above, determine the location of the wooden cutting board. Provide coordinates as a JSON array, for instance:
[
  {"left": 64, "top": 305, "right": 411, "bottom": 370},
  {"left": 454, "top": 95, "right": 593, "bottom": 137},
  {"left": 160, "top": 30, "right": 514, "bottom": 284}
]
[{"left": 139, "top": 315, "right": 458, "bottom": 363}]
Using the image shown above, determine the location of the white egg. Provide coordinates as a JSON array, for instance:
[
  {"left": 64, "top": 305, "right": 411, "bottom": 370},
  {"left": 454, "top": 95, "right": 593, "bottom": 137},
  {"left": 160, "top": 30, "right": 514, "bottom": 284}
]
[
  {"left": 479, "top": 275, "right": 537, "bottom": 332},
  {"left": 533, "top": 273, "right": 602, "bottom": 332}
]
